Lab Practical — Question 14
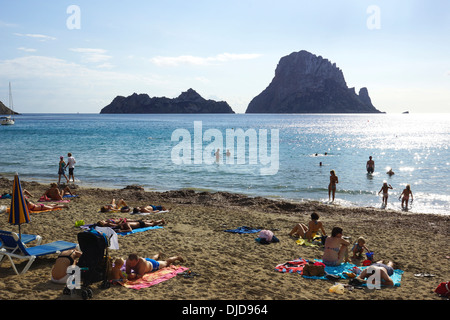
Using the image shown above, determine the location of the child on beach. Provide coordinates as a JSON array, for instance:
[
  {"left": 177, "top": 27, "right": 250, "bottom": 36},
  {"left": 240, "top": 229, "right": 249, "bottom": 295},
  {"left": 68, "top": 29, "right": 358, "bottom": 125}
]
[
  {"left": 399, "top": 184, "right": 413, "bottom": 209},
  {"left": 351, "top": 237, "right": 370, "bottom": 259},
  {"left": 109, "top": 258, "right": 127, "bottom": 284},
  {"left": 378, "top": 181, "right": 393, "bottom": 206}
]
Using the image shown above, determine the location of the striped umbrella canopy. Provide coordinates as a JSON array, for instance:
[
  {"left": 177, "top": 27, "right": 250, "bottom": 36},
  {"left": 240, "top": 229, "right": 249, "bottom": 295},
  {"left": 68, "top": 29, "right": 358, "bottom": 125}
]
[{"left": 8, "top": 174, "right": 30, "bottom": 239}]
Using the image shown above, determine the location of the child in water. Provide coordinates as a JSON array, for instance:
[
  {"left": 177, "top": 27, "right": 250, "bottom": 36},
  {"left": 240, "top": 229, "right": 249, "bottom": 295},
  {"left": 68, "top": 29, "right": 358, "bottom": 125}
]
[
  {"left": 399, "top": 184, "right": 414, "bottom": 210},
  {"left": 378, "top": 181, "right": 393, "bottom": 206}
]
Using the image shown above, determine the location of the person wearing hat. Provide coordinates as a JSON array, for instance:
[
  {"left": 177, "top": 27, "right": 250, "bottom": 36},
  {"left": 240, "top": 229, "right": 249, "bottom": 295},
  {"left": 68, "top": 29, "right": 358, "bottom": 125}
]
[{"left": 58, "top": 156, "right": 69, "bottom": 184}]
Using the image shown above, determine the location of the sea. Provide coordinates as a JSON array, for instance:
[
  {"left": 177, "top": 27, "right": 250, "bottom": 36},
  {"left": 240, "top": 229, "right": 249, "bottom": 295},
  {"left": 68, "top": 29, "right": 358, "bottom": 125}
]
[{"left": 1, "top": 113, "right": 449, "bottom": 216}]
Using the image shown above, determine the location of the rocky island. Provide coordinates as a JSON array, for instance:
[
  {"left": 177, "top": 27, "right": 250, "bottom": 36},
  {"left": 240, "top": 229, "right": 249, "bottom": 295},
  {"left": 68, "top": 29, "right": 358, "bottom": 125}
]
[
  {"left": 246, "top": 50, "right": 382, "bottom": 113},
  {"left": 100, "top": 88, "right": 235, "bottom": 114},
  {"left": 0, "top": 101, "right": 18, "bottom": 115}
]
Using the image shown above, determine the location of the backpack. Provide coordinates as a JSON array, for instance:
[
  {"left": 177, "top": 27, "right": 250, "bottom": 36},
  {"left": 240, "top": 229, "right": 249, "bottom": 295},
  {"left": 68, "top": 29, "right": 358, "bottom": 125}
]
[{"left": 434, "top": 282, "right": 450, "bottom": 298}]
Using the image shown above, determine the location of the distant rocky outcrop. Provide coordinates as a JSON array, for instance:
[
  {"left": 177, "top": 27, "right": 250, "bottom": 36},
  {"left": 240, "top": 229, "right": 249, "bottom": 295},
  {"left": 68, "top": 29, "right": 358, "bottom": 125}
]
[
  {"left": 0, "top": 101, "right": 18, "bottom": 115},
  {"left": 100, "top": 89, "right": 235, "bottom": 114},
  {"left": 246, "top": 50, "right": 382, "bottom": 113}
]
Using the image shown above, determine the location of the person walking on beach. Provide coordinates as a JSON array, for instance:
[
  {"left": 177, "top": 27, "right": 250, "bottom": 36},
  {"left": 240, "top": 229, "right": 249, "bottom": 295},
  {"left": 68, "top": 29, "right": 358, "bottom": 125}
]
[
  {"left": 65, "top": 152, "right": 76, "bottom": 182},
  {"left": 399, "top": 184, "right": 413, "bottom": 210},
  {"left": 378, "top": 181, "right": 393, "bottom": 206},
  {"left": 58, "top": 156, "right": 69, "bottom": 184},
  {"left": 328, "top": 170, "right": 338, "bottom": 202},
  {"left": 366, "top": 156, "right": 375, "bottom": 174}
]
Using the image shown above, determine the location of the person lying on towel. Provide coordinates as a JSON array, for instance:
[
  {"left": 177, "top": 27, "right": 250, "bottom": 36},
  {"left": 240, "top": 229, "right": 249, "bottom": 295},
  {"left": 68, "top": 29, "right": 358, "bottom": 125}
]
[{"left": 125, "top": 253, "right": 184, "bottom": 280}]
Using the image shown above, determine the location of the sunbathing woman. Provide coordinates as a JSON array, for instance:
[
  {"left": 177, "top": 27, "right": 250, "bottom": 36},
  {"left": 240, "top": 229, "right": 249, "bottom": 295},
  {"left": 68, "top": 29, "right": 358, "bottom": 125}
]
[
  {"left": 96, "top": 218, "right": 166, "bottom": 233},
  {"left": 25, "top": 199, "right": 69, "bottom": 211},
  {"left": 132, "top": 205, "right": 168, "bottom": 214},
  {"left": 100, "top": 198, "right": 129, "bottom": 212},
  {"left": 289, "top": 212, "right": 326, "bottom": 241},
  {"left": 43, "top": 183, "right": 73, "bottom": 201}
]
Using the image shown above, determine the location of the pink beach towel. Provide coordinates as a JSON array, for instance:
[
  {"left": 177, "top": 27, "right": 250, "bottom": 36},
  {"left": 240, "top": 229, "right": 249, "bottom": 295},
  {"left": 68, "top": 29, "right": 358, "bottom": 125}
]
[{"left": 123, "top": 265, "right": 188, "bottom": 290}]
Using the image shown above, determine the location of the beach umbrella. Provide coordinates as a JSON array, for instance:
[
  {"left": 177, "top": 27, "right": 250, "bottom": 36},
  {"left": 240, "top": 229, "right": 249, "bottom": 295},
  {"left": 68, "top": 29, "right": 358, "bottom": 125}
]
[{"left": 8, "top": 173, "right": 31, "bottom": 240}]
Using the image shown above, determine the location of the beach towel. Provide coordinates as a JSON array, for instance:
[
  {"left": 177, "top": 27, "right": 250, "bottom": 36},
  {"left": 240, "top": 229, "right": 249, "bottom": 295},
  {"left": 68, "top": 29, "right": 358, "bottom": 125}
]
[
  {"left": 130, "top": 210, "right": 170, "bottom": 216},
  {"left": 224, "top": 226, "right": 261, "bottom": 234},
  {"left": 6, "top": 207, "right": 63, "bottom": 214},
  {"left": 116, "top": 226, "right": 163, "bottom": 236},
  {"left": 122, "top": 265, "right": 188, "bottom": 290},
  {"left": 38, "top": 195, "right": 70, "bottom": 203},
  {"left": 63, "top": 194, "right": 78, "bottom": 198},
  {"left": 301, "top": 259, "right": 404, "bottom": 286},
  {"left": 296, "top": 239, "right": 319, "bottom": 247},
  {"left": 275, "top": 259, "right": 308, "bottom": 274}
]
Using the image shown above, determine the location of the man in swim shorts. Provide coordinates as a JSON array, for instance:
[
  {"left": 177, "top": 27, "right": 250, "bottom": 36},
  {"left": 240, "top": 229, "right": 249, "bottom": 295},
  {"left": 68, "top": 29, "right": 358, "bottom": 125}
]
[
  {"left": 366, "top": 156, "right": 375, "bottom": 174},
  {"left": 125, "top": 253, "right": 184, "bottom": 280}
]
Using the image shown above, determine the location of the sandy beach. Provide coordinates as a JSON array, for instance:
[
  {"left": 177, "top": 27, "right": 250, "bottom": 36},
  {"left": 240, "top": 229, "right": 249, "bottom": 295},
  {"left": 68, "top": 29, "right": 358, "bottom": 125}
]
[{"left": 0, "top": 176, "right": 448, "bottom": 303}]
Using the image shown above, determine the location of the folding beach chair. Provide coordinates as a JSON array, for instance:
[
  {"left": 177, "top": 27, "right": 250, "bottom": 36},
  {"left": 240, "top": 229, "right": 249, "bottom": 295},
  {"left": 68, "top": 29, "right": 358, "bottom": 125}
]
[{"left": 0, "top": 230, "right": 78, "bottom": 275}]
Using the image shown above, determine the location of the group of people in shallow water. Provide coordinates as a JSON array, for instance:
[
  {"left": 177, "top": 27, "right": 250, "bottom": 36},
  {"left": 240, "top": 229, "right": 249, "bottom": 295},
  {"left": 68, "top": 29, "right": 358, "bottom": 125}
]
[
  {"left": 289, "top": 212, "right": 396, "bottom": 286},
  {"left": 327, "top": 156, "right": 414, "bottom": 210}
]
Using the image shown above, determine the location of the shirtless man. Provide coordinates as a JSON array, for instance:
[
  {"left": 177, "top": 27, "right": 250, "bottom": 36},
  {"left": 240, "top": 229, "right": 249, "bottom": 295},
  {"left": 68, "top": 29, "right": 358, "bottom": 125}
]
[
  {"left": 366, "top": 156, "right": 375, "bottom": 174},
  {"left": 43, "top": 183, "right": 73, "bottom": 201},
  {"left": 321, "top": 227, "right": 351, "bottom": 266},
  {"left": 289, "top": 212, "right": 326, "bottom": 240},
  {"left": 125, "top": 253, "right": 184, "bottom": 280},
  {"left": 96, "top": 218, "right": 166, "bottom": 233}
]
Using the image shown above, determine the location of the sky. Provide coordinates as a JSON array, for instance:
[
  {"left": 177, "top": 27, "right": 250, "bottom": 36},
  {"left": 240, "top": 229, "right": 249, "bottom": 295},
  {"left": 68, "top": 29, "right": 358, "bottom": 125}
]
[{"left": 0, "top": 0, "right": 449, "bottom": 114}]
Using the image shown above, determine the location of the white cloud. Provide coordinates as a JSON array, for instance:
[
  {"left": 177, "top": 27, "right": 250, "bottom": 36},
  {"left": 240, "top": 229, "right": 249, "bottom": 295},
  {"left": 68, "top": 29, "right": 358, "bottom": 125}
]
[
  {"left": 17, "top": 47, "right": 37, "bottom": 52},
  {"left": 70, "top": 48, "right": 112, "bottom": 64},
  {"left": 150, "top": 53, "right": 262, "bottom": 66},
  {"left": 14, "top": 33, "right": 56, "bottom": 41}
]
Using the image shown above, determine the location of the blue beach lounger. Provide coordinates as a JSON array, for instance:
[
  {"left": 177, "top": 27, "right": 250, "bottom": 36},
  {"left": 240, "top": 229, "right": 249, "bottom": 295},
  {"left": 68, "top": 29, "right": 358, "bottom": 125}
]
[{"left": 0, "top": 230, "right": 78, "bottom": 275}]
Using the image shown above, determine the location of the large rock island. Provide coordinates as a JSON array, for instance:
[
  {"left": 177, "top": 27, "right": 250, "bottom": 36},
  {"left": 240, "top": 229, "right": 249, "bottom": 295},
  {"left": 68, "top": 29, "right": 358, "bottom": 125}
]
[
  {"left": 246, "top": 50, "right": 382, "bottom": 113},
  {"left": 0, "top": 101, "right": 18, "bottom": 115},
  {"left": 100, "top": 88, "right": 235, "bottom": 114}
]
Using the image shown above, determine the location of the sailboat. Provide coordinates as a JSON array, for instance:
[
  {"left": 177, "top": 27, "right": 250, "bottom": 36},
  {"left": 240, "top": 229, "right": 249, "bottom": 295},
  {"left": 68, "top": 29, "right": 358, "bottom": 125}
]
[{"left": 1, "top": 82, "right": 15, "bottom": 125}]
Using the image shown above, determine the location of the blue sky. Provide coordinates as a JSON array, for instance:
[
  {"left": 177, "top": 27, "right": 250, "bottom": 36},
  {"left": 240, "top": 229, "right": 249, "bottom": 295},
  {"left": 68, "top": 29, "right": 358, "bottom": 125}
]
[{"left": 0, "top": 0, "right": 449, "bottom": 114}]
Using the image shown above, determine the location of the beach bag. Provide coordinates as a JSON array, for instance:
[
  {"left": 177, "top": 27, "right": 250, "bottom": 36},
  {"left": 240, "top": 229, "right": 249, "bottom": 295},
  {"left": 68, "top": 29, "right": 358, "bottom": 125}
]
[
  {"left": 434, "top": 282, "right": 450, "bottom": 298},
  {"left": 302, "top": 262, "right": 325, "bottom": 277}
]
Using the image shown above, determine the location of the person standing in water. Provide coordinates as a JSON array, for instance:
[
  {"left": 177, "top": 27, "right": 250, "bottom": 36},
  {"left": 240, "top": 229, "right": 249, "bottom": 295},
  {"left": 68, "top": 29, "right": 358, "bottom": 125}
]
[
  {"left": 366, "top": 156, "right": 375, "bottom": 174},
  {"left": 328, "top": 170, "right": 338, "bottom": 202}
]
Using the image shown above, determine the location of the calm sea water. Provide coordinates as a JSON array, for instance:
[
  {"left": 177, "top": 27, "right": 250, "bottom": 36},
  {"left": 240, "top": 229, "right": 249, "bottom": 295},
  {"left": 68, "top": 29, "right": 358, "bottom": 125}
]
[{"left": 0, "top": 113, "right": 449, "bottom": 215}]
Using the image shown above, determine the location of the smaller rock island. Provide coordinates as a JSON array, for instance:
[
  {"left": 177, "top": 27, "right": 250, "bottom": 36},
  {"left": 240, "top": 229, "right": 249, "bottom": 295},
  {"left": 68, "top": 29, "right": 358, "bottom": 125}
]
[{"left": 100, "top": 88, "right": 235, "bottom": 114}]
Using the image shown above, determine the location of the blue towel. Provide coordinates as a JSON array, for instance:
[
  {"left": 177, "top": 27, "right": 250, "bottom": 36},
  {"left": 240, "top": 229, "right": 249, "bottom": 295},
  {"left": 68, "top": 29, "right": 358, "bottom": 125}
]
[
  {"left": 117, "top": 226, "right": 163, "bottom": 236},
  {"left": 224, "top": 226, "right": 261, "bottom": 234},
  {"left": 302, "top": 259, "right": 403, "bottom": 286}
]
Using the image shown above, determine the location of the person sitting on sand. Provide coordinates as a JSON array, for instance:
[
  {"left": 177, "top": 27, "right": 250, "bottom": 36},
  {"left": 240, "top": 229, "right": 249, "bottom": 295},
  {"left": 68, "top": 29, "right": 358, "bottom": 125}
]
[
  {"left": 288, "top": 212, "right": 326, "bottom": 241},
  {"left": 351, "top": 237, "right": 370, "bottom": 259},
  {"left": 108, "top": 258, "right": 127, "bottom": 284},
  {"left": 328, "top": 170, "right": 338, "bottom": 202},
  {"left": 132, "top": 205, "right": 168, "bottom": 214},
  {"left": 25, "top": 198, "right": 69, "bottom": 211},
  {"left": 125, "top": 253, "right": 184, "bottom": 280},
  {"left": 399, "top": 184, "right": 413, "bottom": 210},
  {"left": 378, "top": 181, "right": 393, "bottom": 206},
  {"left": 100, "top": 198, "right": 129, "bottom": 212},
  {"left": 43, "top": 183, "right": 73, "bottom": 201},
  {"left": 96, "top": 218, "right": 166, "bottom": 233},
  {"left": 354, "top": 260, "right": 395, "bottom": 287},
  {"left": 51, "top": 249, "right": 82, "bottom": 284},
  {"left": 321, "top": 227, "right": 351, "bottom": 267}
]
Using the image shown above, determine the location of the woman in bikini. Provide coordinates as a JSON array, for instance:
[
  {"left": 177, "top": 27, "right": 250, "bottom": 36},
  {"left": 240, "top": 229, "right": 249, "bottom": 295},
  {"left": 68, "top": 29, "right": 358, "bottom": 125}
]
[
  {"left": 96, "top": 218, "right": 166, "bottom": 233},
  {"left": 26, "top": 199, "right": 69, "bottom": 211},
  {"left": 51, "top": 249, "right": 82, "bottom": 284},
  {"left": 289, "top": 212, "right": 327, "bottom": 241},
  {"left": 328, "top": 170, "right": 338, "bottom": 202},
  {"left": 399, "top": 184, "right": 413, "bottom": 209},
  {"left": 321, "top": 227, "right": 351, "bottom": 267}
]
